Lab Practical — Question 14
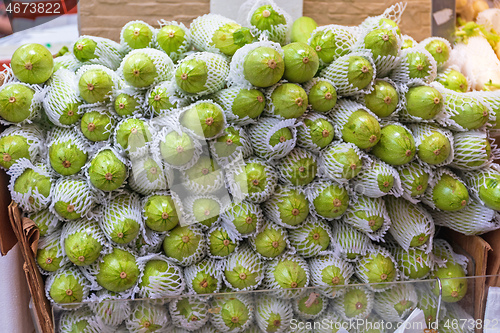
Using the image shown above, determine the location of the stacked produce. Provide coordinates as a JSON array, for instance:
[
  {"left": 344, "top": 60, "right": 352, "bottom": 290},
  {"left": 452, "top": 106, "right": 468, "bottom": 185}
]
[{"left": 0, "top": 1, "right": 493, "bottom": 332}]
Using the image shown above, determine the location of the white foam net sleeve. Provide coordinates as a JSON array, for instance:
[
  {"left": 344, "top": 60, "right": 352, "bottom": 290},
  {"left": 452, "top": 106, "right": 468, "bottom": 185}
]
[
  {"left": 7, "top": 158, "right": 53, "bottom": 213},
  {"left": 136, "top": 253, "right": 185, "bottom": 299},
  {"left": 209, "top": 292, "right": 255, "bottom": 332},
  {"left": 450, "top": 130, "right": 498, "bottom": 170},
  {"left": 373, "top": 283, "right": 418, "bottom": 322},
  {"left": 436, "top": 89, "right": 494, "bottom": 132},
  {"left": 179, "top": 157, "right": 225, "bottom": 196},
  {"left": 331, "top": 282, "right": 374, "bottom": 321},
  {"left": 206, "top": 223, "right": 241, "bottom": 259},
  {"left": 292, "top": 291, "right": 327, "bottom": 321},
  {"left": 49, "top": 177, "right": 97, "bottom": 222},
  {"left": 125, "top": 302, "right": 170, "bottom": 333},
  {"left": 419, "top": 36, "right": 452, "bottom": 70},
  {"left": 99, "top": 191, "right": 144, "bottom": 246},
  {"left": 220, "top": 200, "right": 263, "bottom": 239},
  {"left": 433, "top": 238, "right": 469, "bottom": 270},
  {"left": 431, "top": 199, "right": 500, "bottom": 235},
  {"left": 168, "top": 296, "right": 209, "bottom": 331},
  {"left": 254, "top": 294, "right": 293, "bottom": 333},
  {"left": 398, "top": 80, "right": 445, "bottom": 123},
  {"left": 28, "top": 208, "right": 61, "bottom": 236},
  {"left": 44, "top": 266, "right": 91, "bottom": 310},
  {"left": 313, "top": 305, "right": 351, "bottom": 333},
  {"left": 190, "top": 14, "right": 238, "bottom": 54},
  {"left": 262, "top": 184, "right": 308, "bottom": 229},
  {"left": 409, "top": 123, "right": 454, "bottom": 167},
  {"left": 212, "top": 87, "right": 263, "bottom": 126},
  {"left": 242, "top": 0, "right": 292, "bottom": 45},
  {"left": 0, "top": 81, "right": 44, "bottom": 126},
  {"left": 319, "top": 51, "right": 376, "bottom": 96},
  {"left": 150, "top": 123, "right": 203, "bottom": 171},
  {"left": 58, "top": 307, "right": 103, "bottom": 333},
  {"left": 390, "top": 46, "right": 437, "bottom": 84},
  {"left": 0, "top": 124, "right": 44, "bottom": 169},
  {"left": 180, "top": 194, "right": 224, "bottom": 230},
  {"left": 288, "top": 216, "right": 333, "bottom": 258},
  {"left": 111, "top": 85, "right": 145, "bottom": 118},
  {"left": 477, "top": 90, "right": 500, "bottom": 133},
  {"left": 135, "top": 230, "right": 167, "bottom": 257},
  {"left": 307, "top": 251, "right": 354, "bottom": 299},
  {"left": 248, "top": 117, "right": 297, "bottom": 160},
  {"left": 208, "top": 125, "right": 253, "bottom": 166},
  {"left": 73, "top": 36, "right": 126, "bottom": 70},
  {"left": 436, "top": 64, "right": 472, "bottom": 92},
  {"left": 112, "top": 116, "right": 154, "bottom": 159},
  {"left": 174, "top": 52, "right": 230, "bottom": 100},
  {"left": 43, "top": 68, "right": 84, "bottom": 127},
  {"left": 351, "top": 158, "right": 403, "bottom": 198},
  {"left": 421, "top": 167, "right": 466, "bottom": 210},
  {"left": 117, "top": 48, "right": 174, "bottom": 89},
  {"left": 54, "top": 53, "right": 83, "bottom": 73},
  {"left": 248, "top": 219, "right": 295, "bottom": 260},
  {"left": 36, "top": 230, "right": 68, "bottom": 275},
  {"left": 143, "top": 80, "right": 190, "bottom": 118},
  {"left": 416, "top": 283, "right": 446, "bottom": 323},
  {"left": 155, "top": 20, "right": 192, "bottom": 63},
  {"left": 61, "top": 218, "right": 108, "bottom": 264},
  {"left": 183, "top": 257, "right": 224, "bottom": 295},
  {"left": 119, "top": 20, "right": 156, "bottom": 52},
  {"left": 222, "top": 242, "right": 264, "bottom": 291},
  {"left": 385, "top": 196, "right": 435, "bottom": 253},
  {"left": 355, "top": 245, "right": 400, "bottom": 293},
  {"left": 304, "top": 180, "right": 350, "bottom": 222},
  {"left": 397, "top": 161, "right": 434, "bottom": 204},
  {"left": 332, "top": 221, "right": 373, "bottom": 262},
  {"left": 46, "top": 126, "right": 90, "bottom": 176},
  {"left": 359, "top": 2, "right": 407, "bottom": 29},
  {"left": 318, "top": 141, "right": 365, "bottom": 185},
  {"left": 128, "top": 154, "right": 168, "bottom": 195},
  {"left": 225, "top": 156, "right": 278, "bottom": 204},
  {"left": 388, "top": 246, "right": 434, "bottom": 281},
  {"left": 296, "top": 112, "right": 336, "bottom": 153},
  {"left": 88, "top": 290, "right": 131, "bottom": 327},
  {"left": 343, "top": 195, "right": 391, "bottom": 242},
  {"left": 329, "top": 99, "right": 381, "bottom": 145},
  {"left": 306, "top": 25, "right": 358, "bottom": 67},
  {"left": 277, "top": 147, "right": 318, "bottom": 185},
  {"left": 227, "top": 39, "right": 284, "bottom": 89}
]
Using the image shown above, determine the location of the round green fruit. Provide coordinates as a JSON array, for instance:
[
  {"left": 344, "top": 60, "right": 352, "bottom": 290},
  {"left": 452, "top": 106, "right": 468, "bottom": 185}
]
[
  {"left": 272, "top": 187, "right": 309, "bottom": 227},
  {"left": 14, "top": 167, "right": 51, "bottom": 202},
  {"left": 156, "top": 25, "right": 187, "bottom": 57},
  {"left": 432, "top": 174, "right": 469, "bottom": 211},
  {"left": 406, "top": 52, "right": 431, "bottom": 80},
  {"left": 73, "top": 38, "right": 97, "bottom": 62},
  {"left": 80, "top": 111, "right": 113, "bottom": 142},
  {"left": 175, "top": 58, "right": 208, "bottom": 94},
  {"left": 213, "top": 126, "right": 244, "bottom": 158},
  {"left": 308, "top": 80, "right": 337, "bottom": 112},
  {"left": 283, "top": 42, "right": 319, "bottom": 83},
  {"left": 208, "top": 227, "right": 237, "bottom": 257},
  {"left": 291, "top": 16, "right": 318, "bottom": 44},
  {"left": 372, "top": 124, "right": 416, "bottom": 166},
  {"left": 243, "top": 47, "right": 285, "bottom": 87},
  {"left": 425, "top": 39, "right": 449, "bottom": 66},
  {"left": 358, "top": 252, "right": 397, "bottom": 288},
  {"left": 192, "top": 197, "right": 220, "bottom": 228},
  {"left": 163, "top": 225, "right": 203, "bottom": 263},
  {"left": 364, "top": 29, "right": 398, "bottom": 58},
  {"left": 89, "top": 149, "right": 127, "bottom": 191},
  {"left": 323, "top": 144, "right": 363, "bottom": 180},
  {"left": 122, "top": 52, "right": 158, "bottom": 88},
  {"left": 49, "top": 139, "right": 88, "bottom": 176},
  {"left": 212, "top": 23, "right": 254, "bottom": 56},
  {"left": 270, "top": 83, "right": 308, "bottom": 119},
  {"left": 364, "top": 80, "right": 399, "bottom": 118},
  {"left": 449, "top": 96, "right": 489, "bottom": 130},
  {"left": 231, "top": 88, "right": 266, "bottom": 119},
  {"left": 437, "top": 69, "right": 468, "bottom": 92},
  {"left": 0, "top": 84, "right": 36, "bottom": 123},
  {"left": 250, "top": 5, "right": 287, "bottom": 32},
  {"left": 159, "top": 130, "right": 195, "bottom": 166},
  {"left": 37, "top": 238, "right": 64, "bottom": 272},
  {"left": 115, "top": 118, "right": 151, "bottom": 153},
  {"left": 122, "top": 22, "right": 153, "bottom": 49},
  {"left": 347, "top": 56, "right": 374, "bottom": 90},
  {"left": 272, "top": 258, "right": 308, "bottom": 290},
  {"left": 303, "top": 116, "right": 334, "bottom": 149},
  {"left": 49, "top": 269, "right": 86, "bottom": 304},
  {"left": 398, "top": 163, "right": 430, "bottom": 197},
  {"left": 405, "top": 86, "right": 443, "bottom": 120},
  {"left": 181, "top": 102, "right": 225, "bottom": 138},
  {"left": 312, "top": 183, "right": 349, "bottom": 219},
  {"left": 78, "top": 68, "right": 114, "bottom": 104},
  {"left": 11, "top": 43, "right": 53, "bottom": 84},
  {"left": 433, "top": 262, "right": 467, "bottom": 303},
  {"left": 0, "top": 134, "right": 30, "bottom": 169},
  {"left": 478, "top": 173, "right": 500, "bottom": 211},
  {"left": 96, "top": 248, "right": 139, "bottom": 293},
  {"left": 253, "top": 224, "right": 287, "bottom": 258},
  {"left": 341, "top": 109, "right": 381, "bottom": 149},
  {"left": 343, "top": 288, "right": 370, "bottom": 318},
  {"left": 144, "top": 195, "right": 178, "bottom": 232},
  {"left": 64, "top": 226, "right": 103, "bottom": 266},
  {"left": 417, "top": 130, "right": 451, "bottom": 165}
]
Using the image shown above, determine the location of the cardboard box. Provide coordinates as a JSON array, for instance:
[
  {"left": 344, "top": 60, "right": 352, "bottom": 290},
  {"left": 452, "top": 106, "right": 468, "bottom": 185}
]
[{"left": 78, "top": 0, "right": 433, "bottom": 42}]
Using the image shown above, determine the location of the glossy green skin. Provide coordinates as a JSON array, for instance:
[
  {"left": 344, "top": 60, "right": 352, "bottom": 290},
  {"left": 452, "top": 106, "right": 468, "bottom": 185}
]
[
  {"left": 341, "top": 110, "right": 381, "bottom": 149},
  {"left": 437, "top": 70, "right": 468, "bottom": 92},
  {"left": 214, "top": 127, "right": 243, "bottom": 158},
  {"left": 193, "top": 198, "right": 220, "bottom": 228},
  {"left": 144, "top": 195, "right": 178, "bottom": 232},
  {"left": 58, "top": 101, "right": 82, "bottom": 126},
  {"left": 397, "top": 249, "right": 431, "bottom": 279},
  {"left": 282, "top": 156, "right": 317, "bottom": 186},
  {"left": 245, "top": 162, "right": 268, "bottom": 195},
  {"left": 215, "top": 298, "right": 251, "bottom": 330},
  {"left": 0, "top": 84, "right": 36, "bottom": 123},
  {"left": 364, "top": 80, "right": 399, "bottom": 118},
  {"left": 243, "top": 47, "right": 285, "bottom": 88},
  {"left": 250, "top": 5, "right": 286, "bottom": 32},
  {"left": 432, "top": 262, "right": 467, "bottom": 303},
  {"left": 425, "top": 39, "right": 449, "bottom": 65},
  {"left": 450, "top": 97, "right": 489, "bottom": 130},
  {"left": 96, "top": 249, "right": 139, "bottom": 293},
  {"left": 174, "top": 298, "right": 205, "bottom": 323},
  {"left": 224, "top": 202, "right": 259, "bottom": 236},
  {"left": 163, "top": 225, "right": 202, "bottom": 262},
  {"left": 313, "top": 184, "right": 349, "bottom": 219},
  {"left": 80, "top": 111, "right": 113, "bottom": 142},
  {"left": 212, "top": 23, "right": 254, "bottom": 56},
  {"left": 156, "top": 25, "right": 186, "bottom": 57},
  {"left": 36, "top": 243, "right": 63, "bottom": 272},
  {"left": 231, "top": 89, "right": 266, "bottom": 119},
  {"left": 73, "top": 38, "right": 97, "bottom": 62},
  {"left": 325, "top": 145, "right": 362, "bottom": 180},
  {"left": 347, "top": 56, "right": 373, "bottom": 90},
  {"left": 123, "top": 52, "right": 157, "bottom": 88},
  {"left": 78, "top": 69, "right": 114, "bottom": 104},
  {"left": 54, "top": 198, "right": 82, "bottom": 220},
  {"left": 159, "top": 131, "right": 195, "bottom": 166},
  {"left": 417, "top": 131, "right": 451, "bottom": 165},
  {"left": 11, "top": 43, "right": 54, "bottom": 84},
  {"left": 406, "top": 52, "right": 431, "bottom": 79},
  {"left": 405, "top": 86, "right": 443, "bottom": 120},
  {"left": 270, "top": 83, "right": 308, "bottom": 119},
  {"left": 296, "top": 294, "right": 324, "bottom": 316},
  {"left": 175, "top": 58, "right": 208, "bottom": 93},
  {"left": 209, "top": 228, "right": 236, "bottom": 257},
  {"left": 343, "top": 288, "right": 369, "bottom": 318},
  {"left": 353, "top": 211, "right": 384, "bottom": 231},
  {"left": 108, "top": 216, "right": 140, "bottom": 244},
  {"left": 478, "top": 174, "right": 500, "bottom": 211},
  {"left": 275, "top": 188, "right": 309, "bottom": 227},
  {"left": 432, "top": 174, "right": 469, "bottom": 211},
  {"left": 49, "top": 140, "right": 88, "bottom": 176},
  {"left": 359, "top": 253, "right": 397, "bottom": 288},
  {"left": 308, "top": 80, "right": 337, "bottom": 112},
  {"left": 122, "top": 22, "right": 153, "bottom": 49},
  {"left": 409, "top": 232, "right": 430, "bottom": 247},
  {"left": 14, "top": 168, "right": 51, "bottom": 199},
  {"left": 253, "top": 226, "right": 286, "bottom": 258},
  {"left": 147, "top": 86, "right": 174, "bottom": 115},
  {"left": 139, "top": 260, "right": 177, "bottom": 289},
  {"left": 273, "top": 259, "right": 308, "bottom": 289},
  {"left": 364, "top": 29, "right": 399, "bottom": 58},
  {"left": 49, "top": 271, "right": 85, "bottom": 304},
  {"left": 64, "top": 230, "right": 102, "bottom": 266},
  {"left": 181, "top": 102, "right": 225, "bottom": 138},
  {"left": 0, "top": 135, "right": 30, "bottom": 169},
  {"left": 269, "top": 127, "right": 293, "bottom": 147},
  {"left": 399, "top": 164, "right": 429, "bottom": 197},
  {"left": 191, "top": 269, "right": 218, "bottom": 294},
  {"left": 183, "top": 156, "right": 221, "bottom": 190},
  {"left": 309, "top": 29, "right": 352, "bottom": 64},
  {"left": 225, "top": 256, "right": 261, "bottom": 290},
  {"left": 89, "top": 150, "right": 127, "bottom": 191},
  {"left": 372, "top": 125, "right": 416, "bottom": 166},
  {"left": 283, "top": 42, "right": 319, "bottom": 83},
  {"left": 377, "top": 173, "right": 394, "bottom": 193},
  {"left": 303, "top": 117, "right": 334, "bottom": 148},
  {"left": 115, "top": 118, "right": 151, "bottom": 152},
  {"left": 291, "top": 16, "right": 318, "bottom": 43}
]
